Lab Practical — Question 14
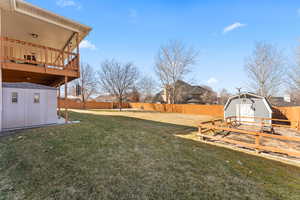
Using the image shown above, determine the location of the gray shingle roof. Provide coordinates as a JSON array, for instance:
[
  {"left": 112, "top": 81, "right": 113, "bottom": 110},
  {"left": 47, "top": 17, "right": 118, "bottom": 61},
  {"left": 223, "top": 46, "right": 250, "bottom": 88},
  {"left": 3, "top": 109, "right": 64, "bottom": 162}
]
[{"left": 2, "top": 82, "right": 57, "bottom": 91}]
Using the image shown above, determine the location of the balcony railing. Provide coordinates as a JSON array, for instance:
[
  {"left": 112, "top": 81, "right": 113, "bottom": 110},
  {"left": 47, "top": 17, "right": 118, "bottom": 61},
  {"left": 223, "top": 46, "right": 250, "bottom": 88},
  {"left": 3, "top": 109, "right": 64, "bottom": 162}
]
[{"left": 0, "top": 37, "right": 79, "bottom": 74}]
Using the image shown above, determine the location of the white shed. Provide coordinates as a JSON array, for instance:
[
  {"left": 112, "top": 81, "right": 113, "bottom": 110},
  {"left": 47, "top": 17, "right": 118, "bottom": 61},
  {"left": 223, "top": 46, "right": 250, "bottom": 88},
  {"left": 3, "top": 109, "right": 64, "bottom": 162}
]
[
  {"left": 2, "top": 82, "right": 58, "bottom": 130},
  {"left": 224, "top": 92, "right": 273, "bottom": 124}
]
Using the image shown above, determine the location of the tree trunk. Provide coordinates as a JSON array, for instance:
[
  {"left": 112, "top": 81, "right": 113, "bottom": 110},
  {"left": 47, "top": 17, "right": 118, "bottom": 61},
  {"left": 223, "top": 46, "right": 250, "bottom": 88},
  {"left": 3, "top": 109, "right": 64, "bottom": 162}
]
[
  {"left": 82, "top": 90, "right": 86, "bottom": 109},
  {"left": 119, "top": 96, "right": 122, "bottom": 111}
]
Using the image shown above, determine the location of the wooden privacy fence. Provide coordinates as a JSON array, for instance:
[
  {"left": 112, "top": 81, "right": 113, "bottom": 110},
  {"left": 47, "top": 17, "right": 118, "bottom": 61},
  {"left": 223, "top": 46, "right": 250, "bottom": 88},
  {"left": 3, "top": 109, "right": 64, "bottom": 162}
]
[
  {"left": 129, "top": 103, "right": 224, "bottom": 117},
  {"left": 274, "top": 106, "right": 300, "bottom": 124},
  {"left": 58, "top": 99, "right": 130, "bottom": 109},
  {"left": 226, "top": 116, "right": 300, "bottom": 130},
  {"left": 58, "top": 100, "right": 300, "bottom": 123},
  {"left": 198, "top": 117, "right": 300, "bottom": 157}
]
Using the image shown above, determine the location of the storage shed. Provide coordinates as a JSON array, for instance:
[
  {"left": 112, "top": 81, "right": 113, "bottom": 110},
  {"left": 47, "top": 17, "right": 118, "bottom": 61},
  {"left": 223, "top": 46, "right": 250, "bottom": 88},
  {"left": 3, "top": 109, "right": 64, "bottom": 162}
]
[
  {"left": 224, "top": 93, "right": 272, "bottom": 123},
  {"left": 2, "top": 82, "right": 58, "bottom": 130}
]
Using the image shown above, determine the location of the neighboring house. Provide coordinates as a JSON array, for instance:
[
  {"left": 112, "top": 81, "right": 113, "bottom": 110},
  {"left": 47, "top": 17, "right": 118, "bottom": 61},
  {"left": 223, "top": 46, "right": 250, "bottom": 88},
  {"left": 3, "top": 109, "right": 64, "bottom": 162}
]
[
  {"left": 95, "top": 95, "right": 117, "bottom": 102},
  {"left": 153, "top": 80, "right": 217, "bottom": 104},
  {"left": 95, "top": 90, "right": 140, "bottom": 103},
  {"left": 224, "top": 92, "right": 273, "bottom": 124},
  {"left": 59, "top": 96, "right": 82, "bottom": 103},
  {"left": 269, "top": 95, "right": 300, "bottom": 107},
  {"left": 0, "top": 0, "right": 91, "bottom": 130}
]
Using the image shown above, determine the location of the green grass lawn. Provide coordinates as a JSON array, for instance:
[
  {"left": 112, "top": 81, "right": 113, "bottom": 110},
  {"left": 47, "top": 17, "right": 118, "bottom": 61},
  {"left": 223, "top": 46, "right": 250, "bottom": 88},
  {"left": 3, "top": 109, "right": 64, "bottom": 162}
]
[{"left": 0, "top": 112, "right": 300, "bottom": 200}]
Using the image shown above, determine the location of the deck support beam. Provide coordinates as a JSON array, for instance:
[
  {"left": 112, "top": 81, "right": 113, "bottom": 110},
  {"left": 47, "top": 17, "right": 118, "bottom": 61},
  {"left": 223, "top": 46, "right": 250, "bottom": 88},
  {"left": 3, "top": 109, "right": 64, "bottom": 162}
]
[
  {"left": 0, "top": 9, "right": 2, "bottom": 132},
  {"left": 76, "top": 32, "right": 80, "bottom": 77},
  {"left": 58, "top": 84, "right": 61, "bottom": 117},
  {"left": 64, "top": 76, "right": 68, "bottom": 123}
]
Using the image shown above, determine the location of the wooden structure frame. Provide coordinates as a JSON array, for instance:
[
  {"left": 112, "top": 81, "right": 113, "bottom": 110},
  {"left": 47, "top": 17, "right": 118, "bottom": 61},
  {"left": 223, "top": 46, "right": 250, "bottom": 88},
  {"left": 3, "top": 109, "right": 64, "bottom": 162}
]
[
  {"left": 0, "top": 0, "right": 91, "bottom": 125},
  {"left": 0, "top": 36, "right": 80, "bottom": 86},
  {"left": 0, "top": 35, "right": 81, "bottom": 123},
  {"left": 198, "top": 116, "right": 300, "bottom": 158}
]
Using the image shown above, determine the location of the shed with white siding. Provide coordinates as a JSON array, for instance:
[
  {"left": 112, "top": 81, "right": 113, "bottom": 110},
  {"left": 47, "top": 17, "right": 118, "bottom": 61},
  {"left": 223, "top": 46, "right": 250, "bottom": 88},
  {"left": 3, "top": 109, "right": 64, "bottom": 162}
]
[
  {"left": 224, "top": 93, "right": 273, "bottom": 124},
  {"left": 2, "top": 82, "right": 58, "bottom": 130}
]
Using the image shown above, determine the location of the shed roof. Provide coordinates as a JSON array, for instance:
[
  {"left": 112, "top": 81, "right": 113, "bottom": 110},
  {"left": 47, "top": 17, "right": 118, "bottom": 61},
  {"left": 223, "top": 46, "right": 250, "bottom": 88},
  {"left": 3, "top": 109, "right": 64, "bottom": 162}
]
[
  {"left": 3, "top": 82, "right": 57, "bottom": 91},
  {"left": 224, "top": 92, "right": 272, "bottom": 113}
]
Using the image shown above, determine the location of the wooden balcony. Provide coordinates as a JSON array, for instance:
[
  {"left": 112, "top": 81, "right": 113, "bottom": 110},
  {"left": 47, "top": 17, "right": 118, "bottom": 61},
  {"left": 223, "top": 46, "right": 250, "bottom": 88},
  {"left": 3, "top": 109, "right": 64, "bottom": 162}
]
[{"left": 0, "top": 37, "right": 80, "bottom": 87}]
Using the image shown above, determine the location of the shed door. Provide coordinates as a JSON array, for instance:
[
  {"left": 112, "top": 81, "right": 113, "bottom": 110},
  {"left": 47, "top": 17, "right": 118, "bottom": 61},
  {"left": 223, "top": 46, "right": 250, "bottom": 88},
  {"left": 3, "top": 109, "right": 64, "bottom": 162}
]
[
  {"left": 236, "top": 104, "right": 254, "bottom": 123},
  {"left": 25, "top": 90, "right": 45, "bottom": 126},
  {"left": 3, "top": 89, "right": 26, "bottom": 129}
]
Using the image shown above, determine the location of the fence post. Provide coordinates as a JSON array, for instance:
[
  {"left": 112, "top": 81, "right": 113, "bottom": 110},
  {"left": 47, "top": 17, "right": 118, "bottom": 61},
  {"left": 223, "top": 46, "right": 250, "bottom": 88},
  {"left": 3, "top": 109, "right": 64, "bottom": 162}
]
[
  {"left": 255, "top": 132, "right": 261, "bottom": 154},
  {"left": 198, "top": 126, "right": 204, "bottom": 140},
  {"left": 228, "top": 117, "right": 232, "bottom": 127}
]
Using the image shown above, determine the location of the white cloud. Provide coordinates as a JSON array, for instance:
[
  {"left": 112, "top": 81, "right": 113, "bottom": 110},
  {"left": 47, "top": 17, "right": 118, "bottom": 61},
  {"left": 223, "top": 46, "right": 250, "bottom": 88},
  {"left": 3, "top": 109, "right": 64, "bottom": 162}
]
[
  {"left": 207, "top": 77, "right": 218, "bottom": 85},
  {"left": 79, "top": 40, "right": 96, "bottom": 50},
  {"left": 223, "top": 22, "right": 246, "bottom": 33},
  {"left": 56, "top": 0, "right": 81, "bottom": 9},
  {"left": 128, "top": 9, "right": 138, "bottom": 23}
]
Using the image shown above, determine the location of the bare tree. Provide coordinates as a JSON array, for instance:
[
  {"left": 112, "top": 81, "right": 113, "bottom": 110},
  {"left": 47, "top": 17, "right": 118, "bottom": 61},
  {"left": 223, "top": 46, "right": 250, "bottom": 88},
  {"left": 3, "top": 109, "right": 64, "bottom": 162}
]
[
  {"left": 288, "top": 45, "right": 300, "bottom": 91},
  {"left": 138, "top": 76, "right": 157, "bottom": 102},
  {"left": 72, "top": 63, "right": 97, "bottom": 106},
  {"left": 155, "top": 40, "right": 198, "bottom": 104},
  {"left": 98, "top": 59, "right": 139, "bottom": 110},
  {"left": 218, "top": 88, "right": 231, "bottom": 105},
  {"left": 245, "top": 42, "right": 285, "bottom": 97}
]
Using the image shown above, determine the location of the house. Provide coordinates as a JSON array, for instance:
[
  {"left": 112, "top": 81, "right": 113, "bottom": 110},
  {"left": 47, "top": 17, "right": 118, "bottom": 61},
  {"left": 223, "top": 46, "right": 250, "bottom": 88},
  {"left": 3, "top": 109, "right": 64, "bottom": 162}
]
[
  {"left": 95, "top": 95, "right": 117, "bottom": 102},
  {"left": 153, "top": 80, "right": 217, "bottom": 104},
  {"left": 224, "top": 92, "right": 273, "bottom": 124},
  {"left": 269, "top": 94, "right": 300, "bottom": 107},
  {"left": 0, "top": 0, "right": 91, "bottom": 130}
]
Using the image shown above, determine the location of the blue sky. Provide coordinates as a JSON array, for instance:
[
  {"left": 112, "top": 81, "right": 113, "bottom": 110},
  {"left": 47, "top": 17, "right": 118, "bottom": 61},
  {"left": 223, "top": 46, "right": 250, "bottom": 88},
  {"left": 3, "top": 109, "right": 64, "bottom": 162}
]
[{"left": 26, "top": 0, "right": 300, "bottom": 93}]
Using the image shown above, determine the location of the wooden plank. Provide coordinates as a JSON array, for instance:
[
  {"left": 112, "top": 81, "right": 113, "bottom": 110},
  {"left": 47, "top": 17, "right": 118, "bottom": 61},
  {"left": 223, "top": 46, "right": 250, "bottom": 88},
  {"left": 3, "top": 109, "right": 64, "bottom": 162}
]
[
  {"left": 199, "top": 133, "right": 300, "bottom": 157},
  {"left": 225, "top": 115, "right": 295, "bottom": 123},
  {"left": 58, "top": 84, "right": 61, "bottom": 116},
  {"left": 0, "top": 37, "right": 77, "bottom": 55},
  {"left": 65, "top": 76, "right": 68, "bottom": 123},
  {"left": 76, "top": 32, "right": 80, "bottom": 77},
  {"left": 0, "top": 36, "right": 79, "bottom": 75},
  {"left": 199, "top": 123, "right": 300, "bottom": 157},
  {"left": 200, "top": 123, "right": 300, "bottom": 142},
  {"left": 2, "top": 62, "right": 79, "bottom": 78},
  {"left": 198, "top": 133, "right": 257, "bottom": 149}
]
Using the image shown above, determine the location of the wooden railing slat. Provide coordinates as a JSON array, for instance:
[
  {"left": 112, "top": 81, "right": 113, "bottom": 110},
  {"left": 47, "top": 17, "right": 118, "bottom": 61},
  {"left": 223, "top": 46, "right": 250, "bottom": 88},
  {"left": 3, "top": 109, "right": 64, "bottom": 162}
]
[
  {"left": 0, "top": 36, "right": 79, "bottom": 73},
  {"left": 199, "top": 117, "right": 300, "bottom": 158}
]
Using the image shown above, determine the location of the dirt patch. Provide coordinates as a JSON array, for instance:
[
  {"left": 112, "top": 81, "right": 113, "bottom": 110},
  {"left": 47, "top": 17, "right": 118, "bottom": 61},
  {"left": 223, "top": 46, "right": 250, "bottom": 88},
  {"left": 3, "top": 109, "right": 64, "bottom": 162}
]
[{"left": 72, "top": 109, "right": 216, "bottom": 127}]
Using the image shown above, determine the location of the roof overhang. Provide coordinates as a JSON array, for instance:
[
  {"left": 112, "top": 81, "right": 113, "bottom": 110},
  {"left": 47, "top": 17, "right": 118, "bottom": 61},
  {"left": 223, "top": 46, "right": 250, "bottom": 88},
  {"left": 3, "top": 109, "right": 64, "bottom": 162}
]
[
  {"left": 224, "top": 92, "right": 273, "bottom": 114},
  {"left": 1, "top": 0, "right": 91, "bottom": 50}
]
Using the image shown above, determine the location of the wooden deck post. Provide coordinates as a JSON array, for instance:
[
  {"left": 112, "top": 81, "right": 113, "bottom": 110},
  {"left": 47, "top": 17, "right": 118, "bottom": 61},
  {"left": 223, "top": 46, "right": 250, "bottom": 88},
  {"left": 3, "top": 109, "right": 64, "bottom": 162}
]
[
  {"left": 58, "top": 84, "right": 61, "bottom": 117},
  {"left": 65, "top": 76, "right": 68, "bottom": 123},
  {"left": 76, "top": 32, "right": 80, "bottom": 76}
]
